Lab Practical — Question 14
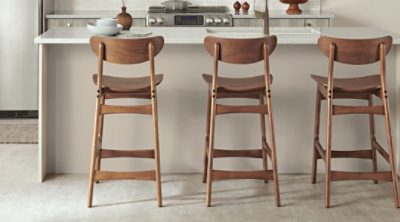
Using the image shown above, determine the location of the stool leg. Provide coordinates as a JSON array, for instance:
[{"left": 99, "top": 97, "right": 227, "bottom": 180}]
[
  {"left": 95, "top": 96, "right": 105, "bottom": 184},
  {"left": 311, "top": 91, "right": 322, "bottom": 184},
  {"left": 368, "top": 95, "right": 378, "bottom": 184},
  {"left": 87, "top": 95, "right": 102, "bottom": 208},
  {"left": 266, "top": 92, "right": 281, "bottom": 207},
  {"left": 259, "top": 94, "right": 268, "bottom": 183},
  {"left": 382, "top": 97, "right": 400, "bottom": 208},
  {"left": 206, "top": 92, "right": 217, "bottom": 207},
  {"left": 151, "top": 94, "right": 163, "bottom": 207},
  {"left": 325, "top": 96, "right": 333, "bottom": 208},
  {"left": 202, "top": 90, "right": 212, "bottom": 183}
]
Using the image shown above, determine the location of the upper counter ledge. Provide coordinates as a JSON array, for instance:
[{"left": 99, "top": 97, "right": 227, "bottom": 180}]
[
  {"left": 231, "top": 10, "right": 334, "bottom": 19},
  {"left": 46, "top": 10, "right": 147, "bottom": 19},
  {"left": 46, "top": 10, "right": 334, "bottom": 19},
  {"left": 34, "top": 27, "right": 400, "bottom": 45}
]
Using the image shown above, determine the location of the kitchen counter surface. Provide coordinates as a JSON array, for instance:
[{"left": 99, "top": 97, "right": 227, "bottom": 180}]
[
  {"left": 34, "top": 27, "right": 400, "bottom": 45},
  {"left": 46, "top": 10, "right": 334, "bottom": 19}
]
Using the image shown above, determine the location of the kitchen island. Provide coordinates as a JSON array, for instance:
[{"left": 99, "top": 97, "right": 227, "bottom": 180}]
[{"left": 35, "top": 27, "right": 400, "bottom": 182}]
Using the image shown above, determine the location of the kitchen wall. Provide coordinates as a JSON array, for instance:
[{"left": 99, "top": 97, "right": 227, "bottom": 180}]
[
  {"left": 322, "top": 0, "right": 400, "bottom": 35},
  {"left": 54, "top": 0, "right": 320, "bottom": 11}
]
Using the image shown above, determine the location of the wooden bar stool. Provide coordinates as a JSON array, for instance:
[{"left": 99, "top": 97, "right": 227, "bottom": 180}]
[
  {"left": 87, "top": 36, "right": 164, "bottom": 208},
  {"left": 202, "top": 36, "right": 280, "bottom": 207},
  {"left": 310, "top": 35, "right": 400, "bottom": 208}
]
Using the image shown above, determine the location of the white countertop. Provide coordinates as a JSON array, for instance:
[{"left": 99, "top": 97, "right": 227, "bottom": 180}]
[
  {"left": 34, "top": 27, "right": 400, "bottom": 45},
  {"left": 46, "top": 10, "right": 334, "bottom": 19}
]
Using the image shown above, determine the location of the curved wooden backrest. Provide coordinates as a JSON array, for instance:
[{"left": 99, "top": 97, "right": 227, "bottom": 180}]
[
  {"left": 90, "top": 36, "right": 164, "bottom": 64},
  {"left": 318, "top": 35, "right": 392, "bottom": 65},
  {"left": 203, "top": 36, "right": 277, "bottom": 64}
]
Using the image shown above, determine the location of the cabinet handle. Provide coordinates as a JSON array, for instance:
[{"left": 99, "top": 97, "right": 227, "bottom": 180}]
[
  {"left": 67, "top": 23, "right": 72, "bottom": 27},
  {"left": 306, "top": 23, "right": 312, "bottom": 27}
]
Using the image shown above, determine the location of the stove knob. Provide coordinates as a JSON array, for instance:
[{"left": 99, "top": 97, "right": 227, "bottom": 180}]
[
  {"left": 156, "top": 18, "right": 164, "bottom": 24},
  {"left": 206, "top": 18, "right": 214, "bottom": 24},
  {"left": 223, "top": 18, "right": 230, "bottom": 24},
  {"left": 148, "top": 18, "right": 156, "bottom": 25},
  {"left": 214, "top": 18, "right": 222, "bottom": 24}
]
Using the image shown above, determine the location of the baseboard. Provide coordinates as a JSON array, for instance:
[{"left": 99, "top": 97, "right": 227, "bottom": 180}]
[{"left": 0, "top": 110, "right": 38, "bottom": 118}]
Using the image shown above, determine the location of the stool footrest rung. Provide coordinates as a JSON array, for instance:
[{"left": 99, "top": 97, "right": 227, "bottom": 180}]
[
  {"left": 262, "top": 141, "right": 272, "bottom": 158},
  {"left": 212, "top": 170, "right": 274, "bottom": 181},
  {"left": 315, "top": 141, "right": 373, "bottom": 160},
  {"left": 216, "top": 104, "right": 268, "bottom": 114},
  {"left": 332, "top": 105, "right": 385, "bottom": 115},
  {"left": 331, "top": 171, "right": 393, "bottom": 181},
  {"left": 94, "top": 170, "right": 156, "bottom": 181},
  {"left": 100, "top": 149, "right": 155, "bottom": 159},
  {"left": 315, "top": 141, "right": 325, "bottom": 161},
  {"left": 372, "top": 140, "right": 390, "bottom": 162},
  {"left": 213, "top": 149, "right": 263, "bottom": 158},
  {"left": 331, "top": 150, "right": 372, "bottom": 159},
  {"left": 100, "top": 104, "right": 152, "bottom": 115}
]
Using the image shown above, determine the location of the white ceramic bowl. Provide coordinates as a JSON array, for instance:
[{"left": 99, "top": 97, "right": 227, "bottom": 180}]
[
  {"left": 87, "top": 23, "right": 123, "bottom": 36},
  {"left": 96, "top": 18, "right": 117, "bottom": 27}
]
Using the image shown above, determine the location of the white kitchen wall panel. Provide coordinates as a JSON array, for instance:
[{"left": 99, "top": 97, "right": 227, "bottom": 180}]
[{"left": 55, "top": 0, "right": 320, "bottom": 11}]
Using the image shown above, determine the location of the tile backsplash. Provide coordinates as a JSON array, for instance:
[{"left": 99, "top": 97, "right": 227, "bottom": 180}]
[{"left": 55, "top": 0, "right": 320, "bottom": 11}]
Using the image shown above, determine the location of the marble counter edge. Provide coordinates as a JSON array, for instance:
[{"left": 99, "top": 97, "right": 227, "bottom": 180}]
[{"left": 34, "top": 27, "right": 400, "bottom": 45}]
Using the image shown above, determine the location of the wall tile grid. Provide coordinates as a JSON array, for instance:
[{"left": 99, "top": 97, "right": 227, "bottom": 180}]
[{"left": 55, "top": 0, "right": 320, "bottom": 11}]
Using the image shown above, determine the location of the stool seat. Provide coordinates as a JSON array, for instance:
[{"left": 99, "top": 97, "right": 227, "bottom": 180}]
[
  {"left": 311, "top": 74, "right": 381, "bottom": 93},
  {"left": 202, "top": 74, "right": 272, "bottom": 93},
  {"left": 93, "top": 74, "right": 163, "bottom": 93}
]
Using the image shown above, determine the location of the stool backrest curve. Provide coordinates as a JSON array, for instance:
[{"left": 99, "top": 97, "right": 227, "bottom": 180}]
[
  {"left": 204, "top": 36, "right": 277, "bottom": 64},
  {"left": 318, "top": 36, "right": 392, "bottom": 65},
  {"left": 90, "top": 36, "right": 165, "bottom": 64}
]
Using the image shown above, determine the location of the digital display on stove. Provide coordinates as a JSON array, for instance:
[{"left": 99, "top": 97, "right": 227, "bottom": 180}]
[{"left": 175, "top": 15, "right": 204, "bottom": 26}]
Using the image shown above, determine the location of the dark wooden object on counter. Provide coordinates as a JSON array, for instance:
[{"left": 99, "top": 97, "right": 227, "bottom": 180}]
[
  {"left": 233, "top": 1, "right": 241, "bottom": 12},
  {"left": 116, "top": 6, "right": 133, "bottom": 30},
  {"left": 280, "top": 0, "right": 308, "bottom": 15},
  {"left": 310, "top": 35, "right": 400, "bottom": 208},
  {"left": 87, "top": 36, "right": 164, "bottom": 208},
  {"left": 202, "top": 36, "right": 281, "bottom": 207},
  {"left": 242, "top": 1, "right": 250, "bottom": 13}
]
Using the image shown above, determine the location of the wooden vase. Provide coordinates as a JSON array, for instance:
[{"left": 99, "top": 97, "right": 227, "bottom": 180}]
[
  {"left": 116, "top": 6, "right": 133, "bottom": 30},
  {"left": 233, "top": 1, "right": 241, "bottom": 13},
  {"left": 242, "top": 1, "right": 250, "bottom": 13}
]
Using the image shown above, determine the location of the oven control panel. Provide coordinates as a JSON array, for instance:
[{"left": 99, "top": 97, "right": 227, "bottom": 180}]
[{"left": 146, "top": 14, "right": 232, "bottom": 27}]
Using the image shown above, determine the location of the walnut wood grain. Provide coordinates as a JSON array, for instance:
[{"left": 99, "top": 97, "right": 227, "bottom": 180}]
[
  {"left": 212, "top": 170, "right": 274, "bottom": 181},
  {"left": 318, "top": 36, "right": 392, "bottom": 65},
  {"left": 90, "top": 36, "right": 164, "bottom": 64},
  {"left": 100, "top": 149, "right": 155, "bottom": 159},
  {"left": 204, "top": 36, "right": 277, "bottom": 64}
]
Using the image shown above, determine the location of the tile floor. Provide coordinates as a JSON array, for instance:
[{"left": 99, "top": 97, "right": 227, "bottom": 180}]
[{"left": 0, "top": 145, "right": 398, "bottom": 222}]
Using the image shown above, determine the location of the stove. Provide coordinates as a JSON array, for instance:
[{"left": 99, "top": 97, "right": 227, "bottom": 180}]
[{"left": 146, "top": 6, "right": 232, "bottom": 27}]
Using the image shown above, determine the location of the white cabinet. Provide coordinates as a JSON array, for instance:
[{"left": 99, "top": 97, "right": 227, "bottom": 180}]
[{"left": 304, "top": 19, "right": 330, "bottom": 27}]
